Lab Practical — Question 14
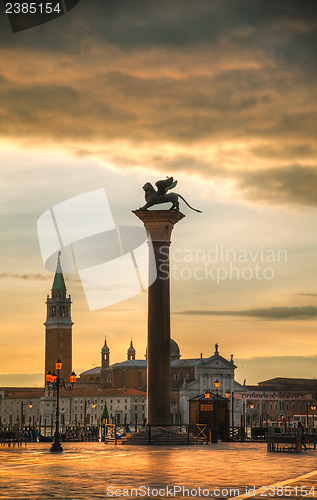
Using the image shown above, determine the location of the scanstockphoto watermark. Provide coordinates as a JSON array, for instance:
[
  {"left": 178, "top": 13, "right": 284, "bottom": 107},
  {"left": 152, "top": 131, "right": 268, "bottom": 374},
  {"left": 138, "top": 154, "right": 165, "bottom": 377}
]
[
  {"left": 159, "top": 245, "right": 288, "bottom": 283},
  {"left": 106, "top": 485, "right": 241, "bottom": 497}
]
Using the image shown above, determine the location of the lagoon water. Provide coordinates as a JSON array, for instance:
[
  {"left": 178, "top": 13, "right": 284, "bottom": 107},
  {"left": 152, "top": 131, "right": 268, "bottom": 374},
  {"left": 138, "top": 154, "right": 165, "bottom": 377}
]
[{"left": 0, "top": 442, "right": 316, "bottom": 499}]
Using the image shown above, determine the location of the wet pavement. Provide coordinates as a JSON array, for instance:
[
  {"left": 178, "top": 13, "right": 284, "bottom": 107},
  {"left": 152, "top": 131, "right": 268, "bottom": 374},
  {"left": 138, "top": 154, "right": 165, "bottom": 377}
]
[{"left": 0, "top": 442, "right": 316, "bottom": 499}]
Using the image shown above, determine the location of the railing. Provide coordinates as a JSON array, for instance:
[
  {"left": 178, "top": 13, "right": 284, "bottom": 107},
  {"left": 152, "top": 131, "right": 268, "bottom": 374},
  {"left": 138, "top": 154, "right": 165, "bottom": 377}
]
[
  {"left": 230, "top": 426, "right": 241, "bottom": 440},
  {"left": 267, "top": 428, "right": 302, "bottom": 453},
  {"left": 104, "top": 424, "right": 131, "bottom": 444},
  {"left": 188, "top": 424, "right": 209, "bottom": 443},
  {"left": 0, "top": 430, "right": 24, "bottom": 447},
  {"left": 0, "top": 424, "right": 101, "bottom": 442}
]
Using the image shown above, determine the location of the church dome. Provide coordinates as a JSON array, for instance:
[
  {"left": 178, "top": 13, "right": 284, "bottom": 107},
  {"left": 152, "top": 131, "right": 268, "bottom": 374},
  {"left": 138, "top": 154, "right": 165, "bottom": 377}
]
[
  {"left": 170, "top": 339, "right": 180, "bottom": 360},
  {"left": 145, "top": 338, "right": 181, "bottom": 360}
]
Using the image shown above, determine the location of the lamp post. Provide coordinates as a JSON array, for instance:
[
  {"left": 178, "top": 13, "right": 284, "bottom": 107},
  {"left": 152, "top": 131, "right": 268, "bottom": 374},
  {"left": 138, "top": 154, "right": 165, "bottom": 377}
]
[
  {"left": 306, "top": 402, "right": 310, "bottom": 430},
  {"left": 248, "top": 402, "right": 255, "bottom": 435},
  {"left": 84, "top": 400, "right": 96, "bottom": 428},
  {"left": 311, "top": 403, "right": 316, "bottom": 428},
  {"left": 46, "top": 359, "right": 76, "bottom": 453},
  {"left": 214, "top": 379, "right": 220, "bottom": 436},
  {"left": 20, "top": 401, "right": 33, "bottom": 428},
  {"left": 225, "top": 389, "right": 234, "bottom": 438}
]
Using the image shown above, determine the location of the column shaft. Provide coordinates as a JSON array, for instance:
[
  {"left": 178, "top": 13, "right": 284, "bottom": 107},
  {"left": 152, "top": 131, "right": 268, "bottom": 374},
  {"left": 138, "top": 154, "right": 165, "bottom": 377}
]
[
  {"left": 148, "top": 241, "right": 171, "bottom": 425},
  {"left": 133, "top": 210, "right": 185, "bottom": 427}
]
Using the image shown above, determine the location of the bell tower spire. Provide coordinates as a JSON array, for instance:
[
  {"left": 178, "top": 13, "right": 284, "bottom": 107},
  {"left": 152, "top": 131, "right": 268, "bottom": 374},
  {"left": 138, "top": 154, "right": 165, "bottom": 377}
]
[{"left": 44, "top": 252, "right": 73, "bottom": 382}]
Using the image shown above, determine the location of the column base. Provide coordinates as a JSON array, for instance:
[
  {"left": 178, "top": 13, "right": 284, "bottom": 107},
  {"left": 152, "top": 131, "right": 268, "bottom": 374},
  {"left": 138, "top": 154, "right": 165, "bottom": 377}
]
[{"left": 123, "top": 425, "right": 198, "bottom": 445}]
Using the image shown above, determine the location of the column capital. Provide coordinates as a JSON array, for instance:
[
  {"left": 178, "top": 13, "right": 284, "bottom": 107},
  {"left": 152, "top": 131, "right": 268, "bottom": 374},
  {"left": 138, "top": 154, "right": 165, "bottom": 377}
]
[{"left": 132, "top": 210, "right": 185, "bottom": 242}]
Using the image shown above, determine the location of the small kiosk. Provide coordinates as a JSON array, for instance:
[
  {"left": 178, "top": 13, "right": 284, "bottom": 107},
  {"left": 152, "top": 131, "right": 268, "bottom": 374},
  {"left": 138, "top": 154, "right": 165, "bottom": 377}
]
[{"left": 189, "top": 392, "right": 230, "bottom": 442}]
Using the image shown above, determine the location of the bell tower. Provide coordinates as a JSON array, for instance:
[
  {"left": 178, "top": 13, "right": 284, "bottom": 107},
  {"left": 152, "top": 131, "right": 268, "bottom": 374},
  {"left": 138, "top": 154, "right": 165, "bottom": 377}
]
[
  {"left": 127, "top": 340, "right": 136, "bottom": 360},
  {"left": 44, "top": 253, "right": 73, "bottom": 381},
  {"left": 101, "top": 338, "right": 110, "bottom": 369}
]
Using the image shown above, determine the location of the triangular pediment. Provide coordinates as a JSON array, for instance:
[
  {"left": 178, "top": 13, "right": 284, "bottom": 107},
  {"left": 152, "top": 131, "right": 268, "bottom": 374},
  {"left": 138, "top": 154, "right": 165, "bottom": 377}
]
[{"left": 199, "top": 354, "right": 236, "bottom": 369}]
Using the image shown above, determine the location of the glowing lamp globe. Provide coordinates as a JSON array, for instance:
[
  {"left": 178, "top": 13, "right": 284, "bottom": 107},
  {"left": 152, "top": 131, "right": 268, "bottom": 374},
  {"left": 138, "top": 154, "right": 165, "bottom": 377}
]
[
  {"left": 55, "top": 359, "right": 62, "bottom": 371},
  {"left": 70, "top": 371, "right": 76, "bottom": 384}
]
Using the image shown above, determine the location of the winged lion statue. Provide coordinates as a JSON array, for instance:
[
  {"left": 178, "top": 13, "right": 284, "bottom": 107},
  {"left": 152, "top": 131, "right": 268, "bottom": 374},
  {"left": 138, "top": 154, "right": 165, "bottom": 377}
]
[{"left": 139, "top": 177, "right": 202, "bottom": 213}]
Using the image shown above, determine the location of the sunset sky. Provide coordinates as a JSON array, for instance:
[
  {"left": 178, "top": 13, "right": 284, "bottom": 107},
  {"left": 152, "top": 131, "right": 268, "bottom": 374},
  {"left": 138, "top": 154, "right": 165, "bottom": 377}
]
[{"left": 0, "top": 1, "right": 317, "bottom": 386}]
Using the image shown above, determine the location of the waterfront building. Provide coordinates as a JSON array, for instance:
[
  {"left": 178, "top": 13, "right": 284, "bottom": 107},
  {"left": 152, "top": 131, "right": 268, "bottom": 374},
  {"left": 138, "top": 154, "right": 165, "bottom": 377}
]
[
  {"left": 239, "top": 378, "right": 317, "bottom": 428},
  {"left": 0, "top": 387, "right": 146, "bottom": 428}
]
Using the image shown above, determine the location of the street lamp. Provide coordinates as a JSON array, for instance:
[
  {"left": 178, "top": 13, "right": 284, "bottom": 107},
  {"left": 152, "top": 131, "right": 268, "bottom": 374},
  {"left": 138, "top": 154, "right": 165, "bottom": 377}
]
[
  {"left": 311, "top": 403, "right": 316, "bottom": 428},
  {"left": 20, "top": 401, "right": 33, "bottom": 427},
  {"left": 225, "top": 390, "right": 235, "bottom": 436},
  {"left": 214, "top": 380, "right": 220, "bottom": 436},
  {"left": 46, "top": 359, "right": 76, "bottom": 453},
  {"left": 305, "top": 401, "right": 310, "bottom": 429},
  {"left": 247, "top": 402, "right": 255, "bottom": 430},
  {"left": 84, "top": 400, "right": 97, "bottom": 427}
]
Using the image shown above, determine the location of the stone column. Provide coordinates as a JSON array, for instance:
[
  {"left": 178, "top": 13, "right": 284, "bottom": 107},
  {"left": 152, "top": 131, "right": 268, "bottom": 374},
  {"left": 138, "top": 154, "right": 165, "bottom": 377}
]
[{"left": 133, "top": 210, "right": 185, "bottom": 426}]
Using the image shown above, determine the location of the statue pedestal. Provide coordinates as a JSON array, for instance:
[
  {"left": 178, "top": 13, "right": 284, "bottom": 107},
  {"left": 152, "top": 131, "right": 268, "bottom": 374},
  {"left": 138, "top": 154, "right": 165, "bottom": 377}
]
[{"left": 133, "top": 210, "right": 185, "bottom": 426}]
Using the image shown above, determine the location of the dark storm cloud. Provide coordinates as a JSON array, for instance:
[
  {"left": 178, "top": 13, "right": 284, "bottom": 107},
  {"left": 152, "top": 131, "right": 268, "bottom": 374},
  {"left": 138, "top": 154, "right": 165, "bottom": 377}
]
[
  {"left": 176, "top": 306, "right": 317, "bottom": 320},
  {"left": 2, "top": 0, "right": 316, "bottom": 50},
  {"left": 0, "top": 0, "right": 316, "bottom": 141},
  {"left": 1, "top": 0, "right": 317, "bottom": 206},
  {"left": 0, "top": 63, "right": 310, "bottom": 143}
]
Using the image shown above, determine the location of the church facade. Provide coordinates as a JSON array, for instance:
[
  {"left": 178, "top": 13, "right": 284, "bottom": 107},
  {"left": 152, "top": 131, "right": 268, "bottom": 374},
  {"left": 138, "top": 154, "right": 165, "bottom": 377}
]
[{"left": 79, "top": 339, "right": 245, "bottom": 425}]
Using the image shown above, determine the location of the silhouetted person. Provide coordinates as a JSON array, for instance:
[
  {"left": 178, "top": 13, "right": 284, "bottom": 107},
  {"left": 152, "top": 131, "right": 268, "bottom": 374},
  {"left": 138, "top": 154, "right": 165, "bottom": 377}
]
[{"left": 297, "top": 421, "right": 306, "bottom": 450}]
